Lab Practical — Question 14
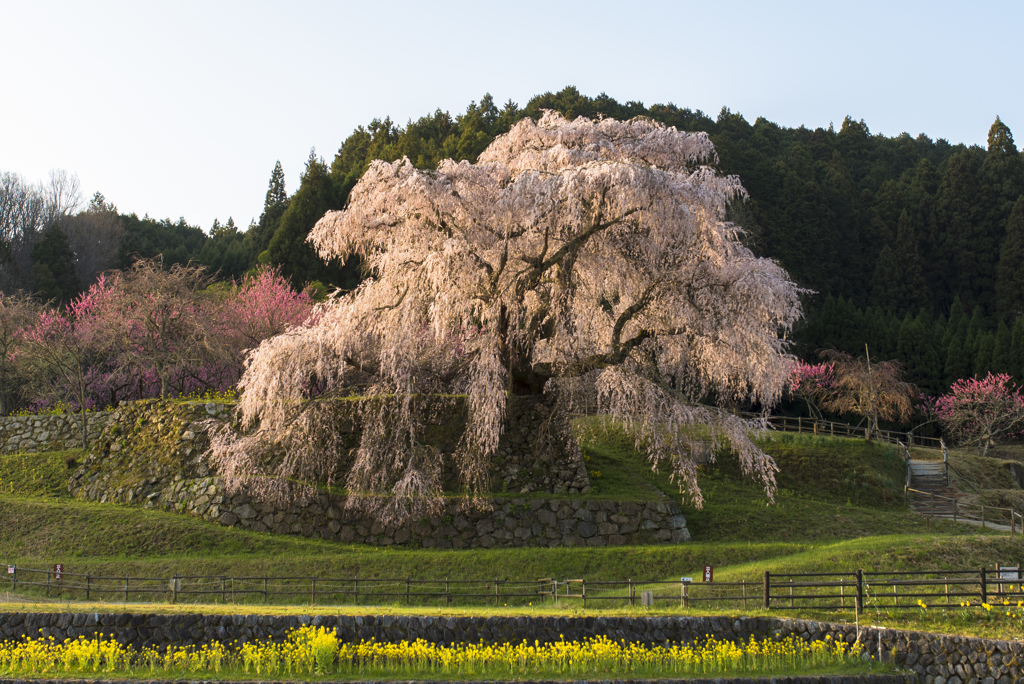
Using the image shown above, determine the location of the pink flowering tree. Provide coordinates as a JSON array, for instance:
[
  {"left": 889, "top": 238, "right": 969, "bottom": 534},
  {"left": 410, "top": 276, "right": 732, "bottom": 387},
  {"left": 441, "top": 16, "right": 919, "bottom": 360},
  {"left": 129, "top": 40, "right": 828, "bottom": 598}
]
[
  {"left": 0, "top": 292, "right": 41, "bottom": 416},
  {"left": 20, "top": 285, "right": 109, "bottom": 445},
  {"left": 218, "top": 266, "right": 314, "bottom": 354},
  {"left": 209, "top": 111, "right": 804, "bottom": 524},
  {"left": 935, "top": 373, "right": 1024, "bottom": 458},
  {"left": 93, "top": 260, "right": 223, "bottom": 399},
  {"left": 788, "top": 361, "right": 835, "bottom": 419}
]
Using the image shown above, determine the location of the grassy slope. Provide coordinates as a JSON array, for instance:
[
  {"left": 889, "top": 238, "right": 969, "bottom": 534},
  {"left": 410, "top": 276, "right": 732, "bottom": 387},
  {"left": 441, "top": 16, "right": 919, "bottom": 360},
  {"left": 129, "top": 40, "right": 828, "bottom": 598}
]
[
  {"left": 3, "top": 428, "right": 1024, "bottom": 643},
  {"left": 0, "top": 430, "right": 1014, "bottom": 577}
]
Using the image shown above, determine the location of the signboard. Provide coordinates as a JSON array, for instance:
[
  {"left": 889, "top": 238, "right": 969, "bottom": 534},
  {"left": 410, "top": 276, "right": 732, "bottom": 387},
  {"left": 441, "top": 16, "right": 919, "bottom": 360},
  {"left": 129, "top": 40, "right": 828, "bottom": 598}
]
[
  {"left": 6, "top": 566, "right": 13, "bottom": 574},
  {"left": 999, "top": 566, "right": 1021, "bottom": 581},
  {"left": 702, "top": 565, "right": 713, "bottom": 582},
  {"left": 53, "top": 564, "right": 62, "bottom": 581},
  {"left": 680, "top": 577, "right": 693, "bottom": 583}
]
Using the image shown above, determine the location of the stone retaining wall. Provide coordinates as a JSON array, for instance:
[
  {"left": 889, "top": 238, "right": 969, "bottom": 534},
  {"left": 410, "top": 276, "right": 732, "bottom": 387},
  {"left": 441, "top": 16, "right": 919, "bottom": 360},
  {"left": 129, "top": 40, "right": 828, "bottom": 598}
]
[
  {"left": 0, "top": 412, "right": 114, "bottom": 453},
  {"left": 70, "top": 396, "right": 590, "bottom": 507},
  {"left": 0, "top": 613, "right": 1015, "bottom": 683},
  {"left": 209, "top": 492, "right": 690, "bottom": 547},
  {"left": 0, "top": 678, "right": 914, "bottom": 684},
  {"left": 64, "top": 398, "right": 677, "bottom": 549}
]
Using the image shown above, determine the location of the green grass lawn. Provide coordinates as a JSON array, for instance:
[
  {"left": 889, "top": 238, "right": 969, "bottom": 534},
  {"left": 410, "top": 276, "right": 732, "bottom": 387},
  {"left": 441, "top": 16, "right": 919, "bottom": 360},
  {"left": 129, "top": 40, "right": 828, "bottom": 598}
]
[{"left": 2, "top": 427, "right": 1023, "bottom": 642}]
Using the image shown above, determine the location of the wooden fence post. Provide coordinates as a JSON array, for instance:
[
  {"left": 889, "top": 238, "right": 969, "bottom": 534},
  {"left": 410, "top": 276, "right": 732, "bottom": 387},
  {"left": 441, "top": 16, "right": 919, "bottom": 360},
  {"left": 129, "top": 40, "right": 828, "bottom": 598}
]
[
  {"left": 763, "top": 571, "right": 770, "bottom": 609},
  {"left": 855, "top": 570, "right": 864, "bottom": 613},
  {"left": 980, "top": 568, "right": 987, "bottom": 605}
]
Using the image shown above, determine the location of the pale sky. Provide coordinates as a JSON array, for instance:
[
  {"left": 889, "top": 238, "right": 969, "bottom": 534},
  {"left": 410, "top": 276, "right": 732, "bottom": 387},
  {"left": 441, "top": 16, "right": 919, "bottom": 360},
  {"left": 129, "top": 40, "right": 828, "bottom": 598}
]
[{"left": 1, "top": 0, "right": 1021, "bottom": 232}]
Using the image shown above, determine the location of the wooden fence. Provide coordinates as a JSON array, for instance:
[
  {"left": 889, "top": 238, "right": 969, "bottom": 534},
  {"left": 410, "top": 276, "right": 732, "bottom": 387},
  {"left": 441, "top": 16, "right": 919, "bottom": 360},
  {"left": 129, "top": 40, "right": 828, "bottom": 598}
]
[
  {"left": 764, "top": 568, "right": 1023, "bottom": 610},
  {"left": 760, "top": 415, "right": 943, "bottom": 449},
  {"left": 905, "top": 486, "right": 1024, "bottom": 532},
  {"left": 3, "top": 565, "right": 1020, "bottom": 611}
]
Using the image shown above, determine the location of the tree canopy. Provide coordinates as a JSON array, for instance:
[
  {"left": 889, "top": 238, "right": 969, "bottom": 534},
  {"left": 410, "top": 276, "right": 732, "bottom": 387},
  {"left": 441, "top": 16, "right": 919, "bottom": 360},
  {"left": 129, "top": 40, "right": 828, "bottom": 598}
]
[{"left": 210, "top": 112, "right": 803, "bottom": 524}]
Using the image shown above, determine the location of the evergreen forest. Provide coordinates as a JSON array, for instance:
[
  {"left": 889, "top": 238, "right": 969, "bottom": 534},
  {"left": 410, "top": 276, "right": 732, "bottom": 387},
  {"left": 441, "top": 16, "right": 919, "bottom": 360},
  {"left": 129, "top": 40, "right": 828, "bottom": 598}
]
[{"left": 3, "top": 86, "right": 1023, "bottom": 408}]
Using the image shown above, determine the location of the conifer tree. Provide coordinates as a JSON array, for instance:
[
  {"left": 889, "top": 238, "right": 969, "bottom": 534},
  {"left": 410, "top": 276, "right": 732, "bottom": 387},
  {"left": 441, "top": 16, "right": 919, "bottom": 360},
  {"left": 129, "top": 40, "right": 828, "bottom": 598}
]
[
  {"left": 248, "top": 161, "right": 289, "bottom": 263},
  {"left": 991, "top": 320, "right": 1013, "bottom": 375},
  {"left": 937, "top": 152, "right": 991, "bottom": 313},
  {"left": 29, "top": 224, "right": 81, "bottom": 306},
  {"left": 1012, "top": 317, "right": 1024, "bottom": 383},
  {"left": 945, "top": 334, "right": 973, "bottom": 387},
  {"left": 996, "top": 197, "right": 1024, "bottom": 321},
  {"left": 975, "top": 331, "right": 995, "bottom": 378},
  {"left": 266, "top": 151, "right": 358, "bottom": 290},
  {"left": 863, "top": 306, "right": 898, "bottom": 358},
  {"left": 890, "top": 210, "right": 929, "bottom": 316},
  {"left": 870, "top": 244, "right": 900, "bottom": 313},
  {"left": 980, "top": 118, "right": 1024, "bottom": 239},
  {"left": 944, "top": 296, "right": 968, "bottom": 350},
  {"left": 966, "top": 305, "right": 986, "bottom": 343},
  {"left": 897, "top": 312, "right": 943, "bottom": 396}
]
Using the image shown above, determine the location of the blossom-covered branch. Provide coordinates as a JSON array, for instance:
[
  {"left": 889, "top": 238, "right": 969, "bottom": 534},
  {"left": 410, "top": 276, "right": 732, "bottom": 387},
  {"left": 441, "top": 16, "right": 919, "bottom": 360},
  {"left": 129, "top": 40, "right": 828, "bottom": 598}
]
[
  {"left": 935, "top": 373, "right": 1024, "bottom": 458},
  {"left": 212, "top": 112, "right": 805, "bottom": 522}
]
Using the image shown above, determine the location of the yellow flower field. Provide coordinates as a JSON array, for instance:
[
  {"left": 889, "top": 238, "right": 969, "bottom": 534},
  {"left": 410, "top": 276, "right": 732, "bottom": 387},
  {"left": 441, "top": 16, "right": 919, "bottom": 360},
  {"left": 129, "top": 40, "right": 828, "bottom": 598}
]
[{"left": 0, "top": 625, "right": 873, "bottom": 680}]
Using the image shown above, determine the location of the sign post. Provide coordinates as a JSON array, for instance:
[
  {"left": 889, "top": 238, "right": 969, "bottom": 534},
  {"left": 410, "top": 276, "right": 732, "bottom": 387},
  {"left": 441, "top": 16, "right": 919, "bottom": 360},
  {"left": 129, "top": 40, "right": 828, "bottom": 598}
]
[
  {"left": 53, "top": 564, "right": 62, "bottom": 582},
  {"left": 702, "top": 565, "right": 713, "bottom": 582}
]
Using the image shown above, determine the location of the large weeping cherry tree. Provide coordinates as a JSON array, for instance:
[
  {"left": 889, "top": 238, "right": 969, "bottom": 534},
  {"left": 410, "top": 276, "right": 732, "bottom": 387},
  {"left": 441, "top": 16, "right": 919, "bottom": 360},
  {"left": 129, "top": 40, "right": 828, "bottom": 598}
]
[{"left": 209, "top": 112, "right": 804, "bottom": 524}]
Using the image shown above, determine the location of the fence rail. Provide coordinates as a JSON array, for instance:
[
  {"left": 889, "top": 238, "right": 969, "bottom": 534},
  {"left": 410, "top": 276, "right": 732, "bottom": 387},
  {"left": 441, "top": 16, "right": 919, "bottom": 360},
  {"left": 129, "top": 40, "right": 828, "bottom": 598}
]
[
  {"left": 764, "top": 568, "right": 1024, "bottom": 611},
  {"left": 758, "top": 415, "right": 943, "bottom": 449},
  {"left": 3, "top": 564, "right": 1021, "bottom": 611},
  {"left": 905, "top": 487, "right": 1024, "bottom": 533}
]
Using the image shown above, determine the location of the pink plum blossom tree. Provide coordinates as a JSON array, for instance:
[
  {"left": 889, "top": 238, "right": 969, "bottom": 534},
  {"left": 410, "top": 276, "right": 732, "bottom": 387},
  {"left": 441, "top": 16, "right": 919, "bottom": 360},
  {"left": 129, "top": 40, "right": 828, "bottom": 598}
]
[
  {"left": 0, "top": 292, "right": 40, "bottom": 416},
  {"left": 218, "top": 266, "right": 315, "bottom": 352},
  {"left": 209, "top": 112, "right": 804, "bottom": 523},
  {"left": 935, "top": 372, "right": 1024, "bottom": 458},
  {"left": 788, "top": 361, "right": 835, "bottom": 419},
  {"left": 93, "top": 259, "right": 222, "bottom": 399},
  {"left": 19, "top": 281, "right": 113, "bottom": 445}
]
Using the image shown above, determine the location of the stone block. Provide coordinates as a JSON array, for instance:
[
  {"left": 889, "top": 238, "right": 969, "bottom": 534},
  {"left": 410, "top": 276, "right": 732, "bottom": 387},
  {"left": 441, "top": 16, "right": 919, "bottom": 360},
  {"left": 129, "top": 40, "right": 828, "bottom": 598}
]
[{"left": 218, "top": 512, "right": 239, "bottom": 526}]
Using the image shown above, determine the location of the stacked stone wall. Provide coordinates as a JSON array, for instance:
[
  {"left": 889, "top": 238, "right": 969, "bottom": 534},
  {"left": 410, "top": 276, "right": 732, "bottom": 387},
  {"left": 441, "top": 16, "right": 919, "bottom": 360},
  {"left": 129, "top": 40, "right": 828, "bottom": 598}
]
[
  {"left": 0, "top": 612, "right": 1016, "bottom": 683},
  {"left": 0, "top": 412, "right": 114, "bottom": 453},
  {"left": 65, "top": 398, "right": 685, "bottom": 547}
]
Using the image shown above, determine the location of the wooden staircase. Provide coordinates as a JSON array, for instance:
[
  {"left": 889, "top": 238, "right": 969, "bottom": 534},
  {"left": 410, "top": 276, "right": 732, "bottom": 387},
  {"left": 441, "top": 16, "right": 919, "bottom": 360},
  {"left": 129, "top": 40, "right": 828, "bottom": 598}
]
[{"left": 907, "top": 460, "right": 959, "bottom": 516}]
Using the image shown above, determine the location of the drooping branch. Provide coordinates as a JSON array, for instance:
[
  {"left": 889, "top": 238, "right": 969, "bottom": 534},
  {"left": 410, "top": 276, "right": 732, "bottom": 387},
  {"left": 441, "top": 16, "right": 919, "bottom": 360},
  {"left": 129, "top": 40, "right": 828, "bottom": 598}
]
[{"left": 211, "top": 111, "right": 803, "bottom": 524}]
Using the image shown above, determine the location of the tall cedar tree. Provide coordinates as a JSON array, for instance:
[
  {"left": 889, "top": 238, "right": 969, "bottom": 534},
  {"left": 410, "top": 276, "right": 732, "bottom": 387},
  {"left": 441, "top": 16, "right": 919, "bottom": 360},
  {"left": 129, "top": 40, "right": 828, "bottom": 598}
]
[
  {"left": 980, "top": 118, "right": 1024, "bottom": 239},
  {"left": 29, "top": 224, "right": 81, "bottom": 306},
  {"left": 896, "top": 312, "right": 943, "bottom": 397},
  {"left": 248, "top": 161, "right": 288, "bottom": 263},
  {"left": 890, "top": 210, "right": 929, "bottom": 316},
  {"left": 870, "top": 245, "right": 900, "bottom": 312},
  {"left": 266, "top": 151, "right": 354, "bottom": 290},
  {"left": 945, "top": 334, "right": 973, "bottom": 387},
  {"left": 938, "top": 152, "right": 993, "bottom": 315},
  {"left": 997, "top": 197, "right": 1024, "bottom": 320},
  {"left": 992, "top": 321, "right": 1013, "bottom": 375}
]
